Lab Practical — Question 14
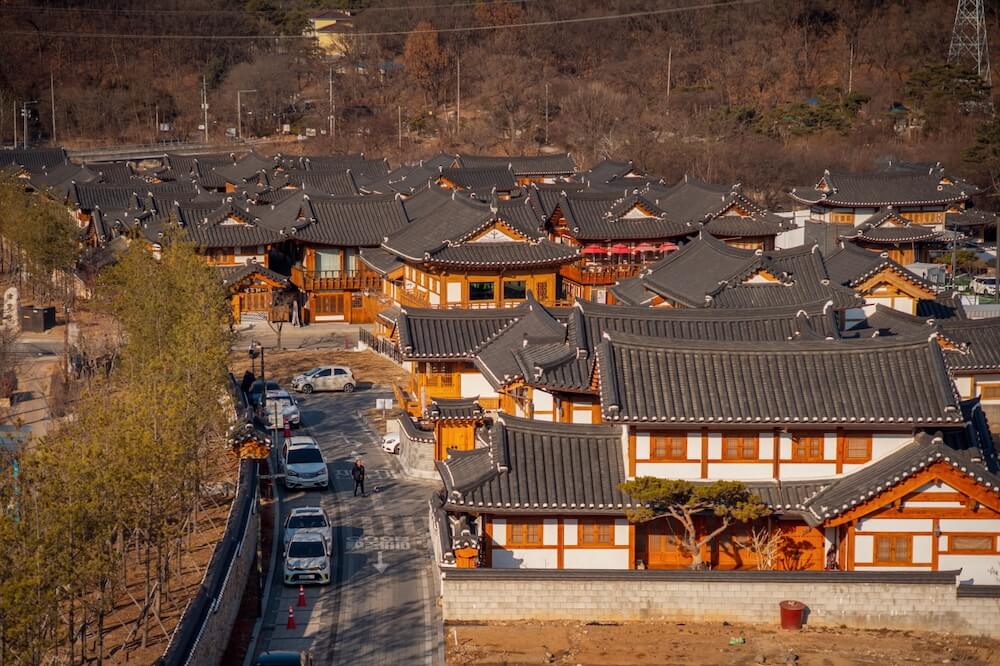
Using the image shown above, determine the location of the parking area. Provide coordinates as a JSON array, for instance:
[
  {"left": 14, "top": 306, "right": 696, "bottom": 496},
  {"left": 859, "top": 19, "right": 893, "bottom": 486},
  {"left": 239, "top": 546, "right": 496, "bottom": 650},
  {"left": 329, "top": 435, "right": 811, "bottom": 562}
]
[{"left": 252, "top": 385, "right": 443, "bottom": 665}]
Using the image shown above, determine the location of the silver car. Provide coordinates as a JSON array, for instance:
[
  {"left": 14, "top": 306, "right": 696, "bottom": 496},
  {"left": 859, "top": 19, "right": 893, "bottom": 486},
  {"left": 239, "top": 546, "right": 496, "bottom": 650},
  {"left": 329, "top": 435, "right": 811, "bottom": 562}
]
[
  {"left": 291, "top": 366, "right": 355, "bottom": 394},
  {"left": 283, "top": 532, "right": 331, "bottom": 585},
  {"left": 264, "top": 389, "right": 301, "bottom": 429},
  {"left": 281, "top": 437, "right": 329, "bottom": 490},
  {"left": 284, "top": 506, "right": 330, "bottom": 549}
]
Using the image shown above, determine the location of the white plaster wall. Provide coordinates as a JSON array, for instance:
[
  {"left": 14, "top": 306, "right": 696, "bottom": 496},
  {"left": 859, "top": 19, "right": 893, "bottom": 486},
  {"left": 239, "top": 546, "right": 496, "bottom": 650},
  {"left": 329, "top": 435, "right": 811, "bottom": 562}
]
[
  {"left": 543, "top": 519, "right": 559, "bottom": 545},
  {"left": 915, "top": 482, "right": 960, "bottom": 493},
  {"left": 614, "top": 519, "right": 629, "bottom": 544},
  {"left": 572, "top": 409, "right": 593, "bottom": 424},
  {"left": 759, "top": 437, "right": 774, "bottom": 459},
  {"left": 707, "top": 463, "right": 772, "bottom": 480},
  {"left": 686, "top": 434, "right": 700, "bottom": 460},
  {"left": 954, "top": 376, "right": 974, "bottom": 399},
  {"left": 779, "top": 432, "right": 792, "bottom": 460},
  {"left": 781, "top": 463, "right": 837, "bottom": 480},
  {"left": 824, "top": 433, "right": 837, "bottom": 459},
  {"left": 563, "top": 549, "right": 630, "bottom": 569},
  {"left": 460, "top": 373, "right": 499, "bottom": 399},
  {"left": 872, "top": 434, "right": 913, "bottom": 461},
  {"left": 446, "top": 282, "right": 462, "bottom": 303},
  {"left": 855, "top": 535, "right": 874, "bottom": 562},
  {"left": 563, "top": 520, "right": 578, "bottom": 546},
  {"left": 533, "top": 391, "right": 553, "bottom": 412},
  {"left": 234, "top": 250, "right": 266, "bottom": 264},
  {"left": 636, "top": 432, "right": 650, "bottom": 460},
  {"left": 903, "top": 501, "right": 964, "bottom": 508},
  {"left": 939, "top": 519, "right": 1000, "bottom": 532},
  {"left": 707, "top": 433, "right": 722, "bottom": 459},
  {"left": 856, "top": 565, "right": 932, "bottom": 572},
  {"left": 429, "top": 291, "right": 440, "bottom": 305},
  {"left": 635, "top": 462, "right": 701, "bottom": 480},
  {"left": 858, "top": 518, "right": 933, "bottom": 533},
  {"left": 493, "top": 548, "right": 558, "bottom": 569},
  {"left": 912, "top": 535, "right": 933, "bottom": 564},
  {"left": 492, "top": 519, "right": 507, "bottom": 545},
  {"left": 939, "top": 555, "right": 999, "bottom": 584}
]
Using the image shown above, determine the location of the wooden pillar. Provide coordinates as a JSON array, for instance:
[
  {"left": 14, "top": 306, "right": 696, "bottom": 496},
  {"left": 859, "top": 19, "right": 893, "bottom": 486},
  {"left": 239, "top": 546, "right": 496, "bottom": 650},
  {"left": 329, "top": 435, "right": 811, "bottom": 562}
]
[{"left": 700, "top": 428, "right": 709, "bottom": 479}]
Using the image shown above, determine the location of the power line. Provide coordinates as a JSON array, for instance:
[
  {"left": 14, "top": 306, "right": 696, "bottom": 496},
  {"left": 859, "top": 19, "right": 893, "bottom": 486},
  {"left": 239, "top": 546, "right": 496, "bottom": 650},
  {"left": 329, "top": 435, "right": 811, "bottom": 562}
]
[
  {"left": 0, "top": 0, "right": 553, "bottom": 17},
  {"left": 0, "top": 0, "right": 763, "bottom": 40}
]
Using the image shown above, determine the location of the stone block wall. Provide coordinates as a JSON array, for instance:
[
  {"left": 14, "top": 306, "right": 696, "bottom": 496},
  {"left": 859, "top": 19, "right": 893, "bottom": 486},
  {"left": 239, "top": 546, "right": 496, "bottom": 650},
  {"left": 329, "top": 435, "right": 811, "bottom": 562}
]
[
  {"left": 395, "top": 417, "right": 438, "bottom": 480},
  {"left": 440, "top": 569, "right": 1000, "bottom": 638}
]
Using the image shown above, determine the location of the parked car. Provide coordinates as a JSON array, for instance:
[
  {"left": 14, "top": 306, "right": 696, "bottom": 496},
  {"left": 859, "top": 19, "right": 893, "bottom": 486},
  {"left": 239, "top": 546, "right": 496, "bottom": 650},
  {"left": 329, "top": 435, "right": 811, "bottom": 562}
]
[
  {"left": 255, "top": 651, "right": 314, "bottom": 666},
  {"left": 248, "top": 379, "right": 281, "bottom": 407},
  {"left": 281, "top": 437, "right": 329, "bottom": 489},
  {"left": 290, "top": 366, "right": 355, "bottom": 394},
  {"left": 283, "top": 532, "right": 331, "bottom": 585},
  {"left": 284, "top": 506, "right": 330, "bottom": 548},
  {"left": 381, "top": 432, "right": 401, "bottom": 454},
  {"left": 263, "top": 389, "right": 301, "bottom": 429},
  {"left": 971, "top": 275, "right": 997, "bottom": 295}
]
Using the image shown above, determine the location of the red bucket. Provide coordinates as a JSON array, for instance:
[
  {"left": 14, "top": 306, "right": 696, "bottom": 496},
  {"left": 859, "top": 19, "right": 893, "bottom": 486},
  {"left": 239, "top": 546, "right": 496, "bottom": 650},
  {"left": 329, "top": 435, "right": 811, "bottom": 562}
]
[{"left": 779, "top": 600, "right": 805, "bottom": 630}]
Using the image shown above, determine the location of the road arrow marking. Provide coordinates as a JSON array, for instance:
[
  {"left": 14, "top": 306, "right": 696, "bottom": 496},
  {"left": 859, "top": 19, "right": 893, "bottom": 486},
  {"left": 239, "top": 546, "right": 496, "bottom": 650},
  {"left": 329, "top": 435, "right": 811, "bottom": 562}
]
[{"left": 373, "top": 551, "right": 388, "bottom": 574}]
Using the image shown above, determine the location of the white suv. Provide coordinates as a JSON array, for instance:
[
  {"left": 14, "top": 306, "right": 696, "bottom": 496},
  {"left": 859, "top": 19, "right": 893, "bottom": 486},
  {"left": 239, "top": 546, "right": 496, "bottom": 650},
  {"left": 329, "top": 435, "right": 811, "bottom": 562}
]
[
  {"left": 284, "top": 506, "right": 330, "bottom": 549},
  {"left": 281, "top": 437, "right": 329, "bottom": 490},
  {"left": 264, "top": 389, "right": 301, "bottom": 429},
  {"left": 283, "top": 532, "right": 331, "bottom": 585},
  {"left": 971, "top": 275, "right": 997, "bottom": 295}
]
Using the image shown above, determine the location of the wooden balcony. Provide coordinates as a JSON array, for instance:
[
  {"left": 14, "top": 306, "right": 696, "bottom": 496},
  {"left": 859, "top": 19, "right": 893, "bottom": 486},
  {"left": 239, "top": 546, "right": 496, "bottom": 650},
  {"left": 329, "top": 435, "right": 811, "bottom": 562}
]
[
  {"left": 291, "top": 264, "right": 382, "bottom": 292},
  {"left": 560, "top": 262, "right": 642, "bottom": 286}
]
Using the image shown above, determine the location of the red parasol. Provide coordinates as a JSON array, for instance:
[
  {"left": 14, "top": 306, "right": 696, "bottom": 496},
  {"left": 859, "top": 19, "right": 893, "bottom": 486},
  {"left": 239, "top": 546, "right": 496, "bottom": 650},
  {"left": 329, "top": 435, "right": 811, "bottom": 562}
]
[
  {"left": 609, "top": 243, "right": 631, "bottom": 255},
  {"left": 658, "top": 242, "right": 680, "bottom": 252},
  {"left": 582, "top": 244, "right": 609, "bottom": 255},
  {"left": 632, "top": 242, "right": 657, "bottom": 253}
]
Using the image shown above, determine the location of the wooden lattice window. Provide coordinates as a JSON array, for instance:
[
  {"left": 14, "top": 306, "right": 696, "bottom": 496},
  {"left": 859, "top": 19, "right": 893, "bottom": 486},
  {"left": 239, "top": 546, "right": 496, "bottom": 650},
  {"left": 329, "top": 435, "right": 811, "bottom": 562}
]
[
  {"left": 579, "top": 520, "right": 615, "bottom": 546},
  {"left": 843, "top": 434, "right": 872, "bottom": 463},
  {"left": 507, "top": 519, "right": 542, "bottom": 545},
  {"left": 874, "top": 534, "right": 912, "bottom": 564},
  {"left": 791, "top": 434, "right": 824, "bottom": 461},
  {"left": 722, "top": 433, "right": 758, "bottom": 460},
  {"left": 650, "top": 435, "right": 686, "bottom": 460}
]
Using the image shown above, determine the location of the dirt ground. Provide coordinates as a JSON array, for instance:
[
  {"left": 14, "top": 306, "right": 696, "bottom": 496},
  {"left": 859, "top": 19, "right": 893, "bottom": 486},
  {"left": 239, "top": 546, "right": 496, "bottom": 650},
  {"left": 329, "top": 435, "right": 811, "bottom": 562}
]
[
  {"left": 229, "top": 348, "right": 410, "bottom": 387},
  {"left": 446, "top": 621, "right": 1000, "bottom": 666}
]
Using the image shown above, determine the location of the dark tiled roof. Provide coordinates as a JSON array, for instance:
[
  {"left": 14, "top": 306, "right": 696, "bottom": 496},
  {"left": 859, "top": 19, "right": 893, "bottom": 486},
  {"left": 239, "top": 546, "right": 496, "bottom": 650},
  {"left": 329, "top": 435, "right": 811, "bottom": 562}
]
[
  {"left": 842, "top": 210, "right": 943, "bottom": 244},
  {"left": 281, "top": 169, "right": 360, "bottom": 196},
  {"left": 842, "top": 304, "right": 938, "bottom": 340},
  {"left": 300, "top": 155, "right": 390, "bottom": 181},
  {"left": 68, "top": 183, "right": 140, "bottom": 212},
  {"left": 425, "top": 397, "right": 485, "bottom": 421},
  {"left": 825, "top": 242, "right": 935, "bottom": 291},
  {"left": 946, "top": 209, "right": 997, "bottom": 229},
  {"left": 703, "top": 214, "right": 788, "bottom": 238},
  {"left": 513, "top": 342, "right": 595, "bottom": 393},
  {"left": 398, "top": 304, "right": 526, "bottom": 359},
  {"left": 439, "top": 166, "right": 516, "bottom": 194},
  {"left": 358, "top": 247, "right": 403, "bottom": 275},
  {"left": 917, "top": 292, "right": 967, "bottom": 320},
  {"left": 0, "top": 148, "right": 68, "bottom": 173},
  {"left": 939, "top": 317, "right": 1000, "bottom": 371},
  {"left": 89, "top": 161, "right": 138, "bottom": 185},
  {"left": 457, "top": 153, "right": 576, "bottom": 177},
  {"left": 655, "top": 178, "right": 759, "bottom": 222},
  {"left": 437, "top": 413, "right": 630, "bottom": 514},
  {"left": 217, "top": 262, "right": 289, "bottom": 288},
  {"left": 638, "top": 233, "right": 760, "bottom": 306},
  {"left": 423, "top": 240, "right": 578, "bottom": 269},
  {"left": 556, "top": 190, "right": 694, "bottom": 241},
  {"left": 791, "top": 169, "right": 972, "bottom": 207},
  {"left": 474, "top": 301, "right": 567, "bottom": 387},
  {"left": 29, "top": 163, "right": 101, "bottom": 195},
  {"left": 298, "top": 195, "right": 409, "bottom": 247},
  {"left": 596, "top": 333, "right": 964, "bottom": 425},
  {"left": 575, "top": 159, "right": 642, "bottom": 185},
  {"left": 398, "top": 411, "right": 436, "bottom": 443}
]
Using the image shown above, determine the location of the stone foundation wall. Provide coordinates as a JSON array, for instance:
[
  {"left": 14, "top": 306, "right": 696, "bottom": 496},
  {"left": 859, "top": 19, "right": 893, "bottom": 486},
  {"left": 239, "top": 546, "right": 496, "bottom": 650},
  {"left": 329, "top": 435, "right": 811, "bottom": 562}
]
[{"left": 440, "top": 569, "right": 1000, "bottom": 638}]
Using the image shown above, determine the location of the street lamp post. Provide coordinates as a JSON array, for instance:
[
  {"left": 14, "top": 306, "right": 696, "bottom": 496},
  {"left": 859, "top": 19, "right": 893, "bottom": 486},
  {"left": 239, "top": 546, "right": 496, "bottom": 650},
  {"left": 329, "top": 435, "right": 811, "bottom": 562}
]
[
  {"left": 21, "top": 101, "right": 38, "bottom": 149},
  {"left": 237, "top": 89, "right": 257, "bottom": 141}
]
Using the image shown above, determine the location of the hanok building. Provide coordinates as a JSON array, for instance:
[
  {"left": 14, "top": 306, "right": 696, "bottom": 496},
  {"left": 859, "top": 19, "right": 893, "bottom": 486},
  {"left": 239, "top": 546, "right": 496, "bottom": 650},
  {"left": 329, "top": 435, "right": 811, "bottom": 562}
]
[
  {"left": 455, "top": 154, "right": 577, "bottom": 184},
  {"left": 836, "top": 208, "right": 945, "bottom": 264},
  {"left": 361, "top": 186, "right": 577, "bottom": 311},
  {"left": 790, "top": 165, "right": 973, "bottom": 230},
  {"left": 434, "top": 334, "right": 1000, "bottom": 579},
  {"left": 824, "top": 242, "right": 938, "bottom": 316},
  {"left": 610, "top": 232, "right": 860, "bottom": 311}
]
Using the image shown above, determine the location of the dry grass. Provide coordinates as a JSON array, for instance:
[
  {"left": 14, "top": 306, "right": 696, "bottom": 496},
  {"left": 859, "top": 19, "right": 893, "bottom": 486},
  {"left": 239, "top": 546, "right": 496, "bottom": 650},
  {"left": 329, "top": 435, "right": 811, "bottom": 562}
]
[{"left": 229, "top": 349, "right": 410, "bottom": 388}]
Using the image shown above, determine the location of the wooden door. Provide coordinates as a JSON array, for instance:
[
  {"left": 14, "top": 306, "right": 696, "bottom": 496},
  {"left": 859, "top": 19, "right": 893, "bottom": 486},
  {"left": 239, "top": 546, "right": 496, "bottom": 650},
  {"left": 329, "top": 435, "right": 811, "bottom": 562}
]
[
  {"left": 644, "top": 519, "right": 692, "bottom": 569},
  {"left": 240, "top": 289, "right": 271, "bottom": 312},
  {"left": 313, "top": 293, "right": 346, "bottom": 316}
]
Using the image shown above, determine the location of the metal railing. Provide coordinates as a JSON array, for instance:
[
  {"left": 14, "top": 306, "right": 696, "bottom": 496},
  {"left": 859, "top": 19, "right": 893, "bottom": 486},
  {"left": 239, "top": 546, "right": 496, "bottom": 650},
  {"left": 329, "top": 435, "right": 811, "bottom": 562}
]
[{"left": 360, "top": 328, "right": 403, "bottom": 364}]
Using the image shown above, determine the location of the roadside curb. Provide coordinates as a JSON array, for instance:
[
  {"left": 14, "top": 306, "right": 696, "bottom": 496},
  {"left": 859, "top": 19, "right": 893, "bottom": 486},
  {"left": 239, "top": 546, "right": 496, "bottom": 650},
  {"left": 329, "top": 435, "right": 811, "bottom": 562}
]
[{"left": 242, "top": 447, "right": 282, "bottom": 666}]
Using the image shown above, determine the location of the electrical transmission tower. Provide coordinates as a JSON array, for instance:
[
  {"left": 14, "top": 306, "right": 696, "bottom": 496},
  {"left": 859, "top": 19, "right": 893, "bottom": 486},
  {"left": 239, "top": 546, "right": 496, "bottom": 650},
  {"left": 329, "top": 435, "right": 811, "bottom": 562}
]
[{"left": 948, "top": 0, "right": 991, "bottom": 84}]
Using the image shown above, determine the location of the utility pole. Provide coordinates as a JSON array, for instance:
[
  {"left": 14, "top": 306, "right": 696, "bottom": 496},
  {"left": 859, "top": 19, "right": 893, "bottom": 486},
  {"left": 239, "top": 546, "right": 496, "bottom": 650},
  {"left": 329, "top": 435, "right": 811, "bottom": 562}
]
[
  {"left": 154, "top": 104, "right": 159, "bottom": 141},
  {"left": 397, "top": 105, "right": 402, "bottom": 150},
  {"left": 328, "top": 66, "right": 334, "bottom": 140},
  {"left": 21, "top": 101, "right": 37, "bottom": 149},
  {"left": 50, "top": 72, "right": 56, "bottom": 145},
  {"left": 12, "top": 100, "right": 16, "bottom": 149},
  {"left": 201, "top": 76, "right": 209, "bottom": 144},
  {"left": 237, "top": 89, "right": 257, "bottom": 141},
  {"left": 666, "top": 47, "right": 672, "bottom": 105},
  {"left": 949, "top": 0, "right": 991, "bottom": 85},
  {"left": 847, "top": 42, "right": 855, "bottom": 94},
  {"left": 456, "top": 57, "right": 461, "bottom": 134},
  {"left": 544, "top": 82, "right": 549, "bottom": 145}
]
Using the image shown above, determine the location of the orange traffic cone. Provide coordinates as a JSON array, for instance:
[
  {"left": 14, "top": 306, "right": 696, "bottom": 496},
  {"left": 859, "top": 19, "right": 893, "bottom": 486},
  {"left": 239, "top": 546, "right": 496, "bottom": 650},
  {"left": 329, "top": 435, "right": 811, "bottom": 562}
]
[
  {"left": 297, "top": 585, "right": 307, "bottom": 607},
  {"left": 287, "top": 605, "right": 296, "bottom": 629}
]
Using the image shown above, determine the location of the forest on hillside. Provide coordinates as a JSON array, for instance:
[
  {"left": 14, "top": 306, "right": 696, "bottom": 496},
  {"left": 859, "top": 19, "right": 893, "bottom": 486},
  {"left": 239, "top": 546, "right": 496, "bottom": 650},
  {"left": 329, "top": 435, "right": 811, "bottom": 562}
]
[{"left": 3, "top": 0, "right": 1000, "bottom": 203}]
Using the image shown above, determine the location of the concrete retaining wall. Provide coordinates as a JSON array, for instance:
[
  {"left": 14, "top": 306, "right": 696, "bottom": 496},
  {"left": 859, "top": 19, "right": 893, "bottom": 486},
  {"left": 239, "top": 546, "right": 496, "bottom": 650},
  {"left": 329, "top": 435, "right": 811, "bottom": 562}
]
[
  {"left": 395, "top": 416, "right": 438, "bottom": 480},
  {"left": 440, "top": 569, "right": 1000, "bottom": 638}
]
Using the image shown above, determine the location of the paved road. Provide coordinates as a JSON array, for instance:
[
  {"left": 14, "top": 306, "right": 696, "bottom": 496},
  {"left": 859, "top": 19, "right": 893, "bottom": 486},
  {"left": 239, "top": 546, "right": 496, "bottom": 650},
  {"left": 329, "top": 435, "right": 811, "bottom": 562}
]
[{"left": 253, "top": 387, "right": 443, "bottom": 665}]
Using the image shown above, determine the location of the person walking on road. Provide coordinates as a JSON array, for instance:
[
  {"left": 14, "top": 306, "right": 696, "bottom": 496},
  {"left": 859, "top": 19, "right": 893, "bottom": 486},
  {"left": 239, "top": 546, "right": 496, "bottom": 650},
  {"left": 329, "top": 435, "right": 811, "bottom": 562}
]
[{"left": 352, "top": 458, "right": 366, "bottom": 497}]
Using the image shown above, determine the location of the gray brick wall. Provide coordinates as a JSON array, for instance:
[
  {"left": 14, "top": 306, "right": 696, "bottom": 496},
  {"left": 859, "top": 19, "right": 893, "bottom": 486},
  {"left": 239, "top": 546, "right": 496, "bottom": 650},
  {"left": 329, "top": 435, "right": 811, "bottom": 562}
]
[
  {"left": 395, "top": 418, "right": 438, "bottom": 480},
  {"left": 441, "top": 572, "right": 1000, "bottom": 638}
]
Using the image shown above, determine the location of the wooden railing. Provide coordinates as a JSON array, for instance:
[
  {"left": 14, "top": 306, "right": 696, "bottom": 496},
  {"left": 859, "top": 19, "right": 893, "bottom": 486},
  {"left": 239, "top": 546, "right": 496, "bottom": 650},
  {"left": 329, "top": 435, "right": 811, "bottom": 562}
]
[
  {"left": 394, "top": 288, "right": 575, "bottom": 310},
  {"left": 291, "top": 264, "right": 382, "bottom": 292},
  {"left": 560, "top": 262, "right": 642, "bottom": 286}
]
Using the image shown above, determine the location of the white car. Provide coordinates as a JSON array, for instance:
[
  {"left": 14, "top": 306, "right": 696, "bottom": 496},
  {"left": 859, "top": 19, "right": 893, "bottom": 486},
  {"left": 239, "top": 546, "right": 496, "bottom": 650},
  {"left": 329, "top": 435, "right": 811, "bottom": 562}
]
[
  {"left": 264, "top": 389, "right": 301, "bottom": 429},
  {"left": 290, "top": 366, "right": 355, "bottom": 394},
  {"left": 281, "top": 437, "right": 329, "bottom": 490},
  {"left": 283, "top": 532, "right": 331, "bottom": 586},
  {"left": 971, "top": 275, "right": 997, "bottom": 295},
  {"left": 381, "top": 432, "right": 401, "bottom": 454},
  {"left": 284, "top": 506, "right": 330, "bottom": 549}
]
